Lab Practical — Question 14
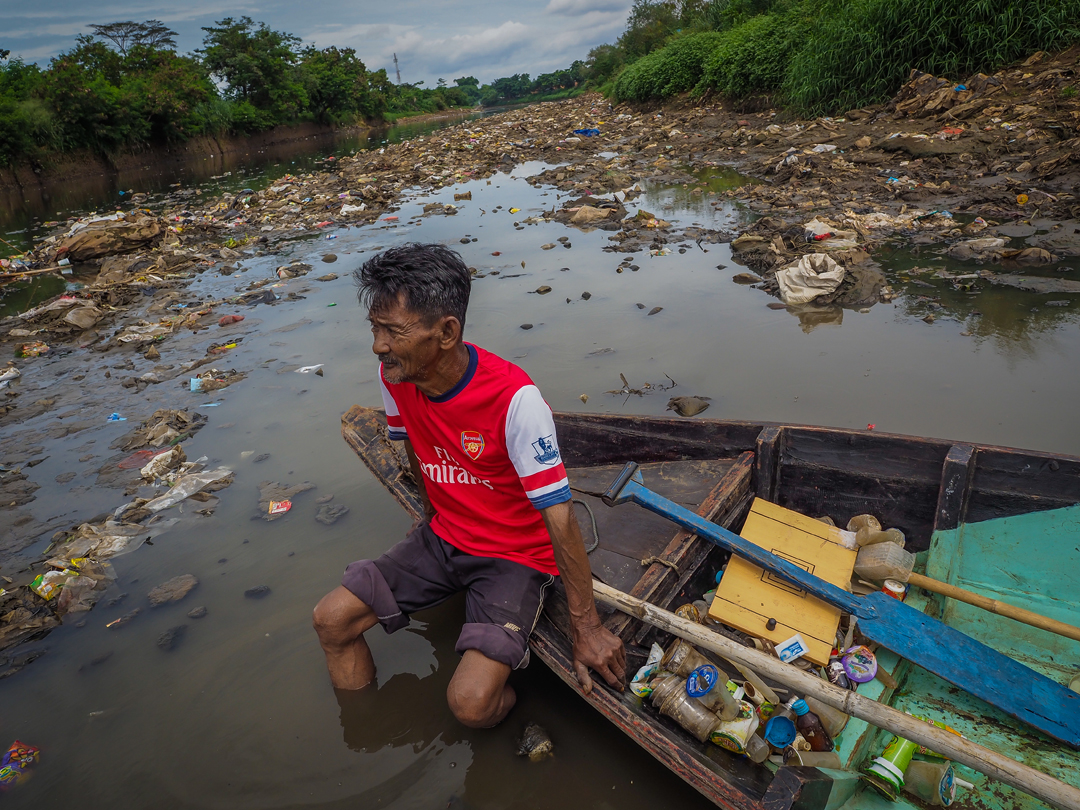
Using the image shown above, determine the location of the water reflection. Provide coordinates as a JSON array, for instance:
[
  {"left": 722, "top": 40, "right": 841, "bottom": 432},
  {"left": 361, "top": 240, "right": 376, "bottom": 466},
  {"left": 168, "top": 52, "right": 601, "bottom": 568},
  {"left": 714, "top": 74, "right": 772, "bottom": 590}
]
[
  {"left": 0, "top": 273, "right": 68, "bottom": 318},
  {"left": 879, "top": 242, "right": 1080, "bottom": 358},
  {"left": 787, "top": 303, "right": 844, "bottom": 333},
  {"left": 637, "top": 165, "right": 757, "bottom": 224}
]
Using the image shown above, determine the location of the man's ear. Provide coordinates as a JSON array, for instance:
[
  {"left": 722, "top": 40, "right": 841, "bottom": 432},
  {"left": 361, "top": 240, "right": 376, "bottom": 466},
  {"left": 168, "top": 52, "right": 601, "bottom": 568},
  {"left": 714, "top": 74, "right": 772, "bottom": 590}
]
[{"left": 436, "top": 316, "right": 462, "bottom": 349}]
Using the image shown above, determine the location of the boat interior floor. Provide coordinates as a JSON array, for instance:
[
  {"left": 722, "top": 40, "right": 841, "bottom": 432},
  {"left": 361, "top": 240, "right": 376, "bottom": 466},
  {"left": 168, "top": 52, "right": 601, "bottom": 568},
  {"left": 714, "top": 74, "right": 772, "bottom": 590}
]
[{"left": 568, "top": 459, "right": 735, "bottom": 596}]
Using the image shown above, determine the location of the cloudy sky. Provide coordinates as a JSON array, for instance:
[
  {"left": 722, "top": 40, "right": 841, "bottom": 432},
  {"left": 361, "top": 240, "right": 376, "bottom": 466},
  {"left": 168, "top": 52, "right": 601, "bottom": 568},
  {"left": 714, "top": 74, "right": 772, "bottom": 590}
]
[{"left": 1, "top": 0, "right": 633, "bottom": 85}]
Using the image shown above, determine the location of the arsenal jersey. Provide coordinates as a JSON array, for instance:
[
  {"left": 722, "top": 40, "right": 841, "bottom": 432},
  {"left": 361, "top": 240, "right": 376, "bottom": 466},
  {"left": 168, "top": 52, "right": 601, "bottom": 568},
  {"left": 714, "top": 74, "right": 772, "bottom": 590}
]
[{"left": 379, "top": 343, "right": 570, "bottom": 574}]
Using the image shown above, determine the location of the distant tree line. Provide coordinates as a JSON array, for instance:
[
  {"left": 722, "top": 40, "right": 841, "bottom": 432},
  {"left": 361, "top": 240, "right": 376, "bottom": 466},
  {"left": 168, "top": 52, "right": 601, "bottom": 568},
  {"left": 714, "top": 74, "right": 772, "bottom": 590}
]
[{"left": 0, "top": 17, "right": 504, "bottom": 165}]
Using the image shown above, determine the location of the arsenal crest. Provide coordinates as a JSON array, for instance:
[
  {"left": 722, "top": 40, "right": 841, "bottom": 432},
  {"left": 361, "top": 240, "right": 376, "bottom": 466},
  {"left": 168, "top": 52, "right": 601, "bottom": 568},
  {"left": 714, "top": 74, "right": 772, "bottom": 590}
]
[{"left": 460, "top": 430, "right": 485, "bottom": 461}]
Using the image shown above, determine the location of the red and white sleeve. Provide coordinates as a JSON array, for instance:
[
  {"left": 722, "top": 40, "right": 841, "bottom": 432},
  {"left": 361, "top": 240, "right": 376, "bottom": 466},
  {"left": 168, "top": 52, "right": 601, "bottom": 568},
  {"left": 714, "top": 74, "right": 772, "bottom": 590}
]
[{"left": 504, "top": 385, "right": 571, "bottom": 509}]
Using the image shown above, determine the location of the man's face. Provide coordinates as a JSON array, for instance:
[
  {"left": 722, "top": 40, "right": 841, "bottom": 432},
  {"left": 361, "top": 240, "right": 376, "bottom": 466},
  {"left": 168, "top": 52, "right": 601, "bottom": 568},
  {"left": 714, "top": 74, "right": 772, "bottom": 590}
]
[{"left": 369, "top": 295, "right": 443, "bottom": 385}]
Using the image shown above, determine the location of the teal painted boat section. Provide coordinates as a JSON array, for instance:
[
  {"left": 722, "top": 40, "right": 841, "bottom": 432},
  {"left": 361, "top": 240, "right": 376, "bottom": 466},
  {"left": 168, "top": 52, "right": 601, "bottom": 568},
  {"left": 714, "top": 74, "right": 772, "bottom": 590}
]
[{"left": 834, "top": 504, "right": 1080, "bottom": 810}]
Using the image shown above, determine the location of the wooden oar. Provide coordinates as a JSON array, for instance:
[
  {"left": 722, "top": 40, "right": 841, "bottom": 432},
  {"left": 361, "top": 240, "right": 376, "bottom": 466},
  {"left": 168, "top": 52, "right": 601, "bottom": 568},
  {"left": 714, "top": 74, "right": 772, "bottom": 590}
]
[
  {"left": 855, "top": 542, "right": 1080, "bottom": 643},
  {"left": 593, "top": 580, "right": 1080, "bottom": 810},
  {"left": 600, "top": 462, "right": 1080, "bottom": 748}
]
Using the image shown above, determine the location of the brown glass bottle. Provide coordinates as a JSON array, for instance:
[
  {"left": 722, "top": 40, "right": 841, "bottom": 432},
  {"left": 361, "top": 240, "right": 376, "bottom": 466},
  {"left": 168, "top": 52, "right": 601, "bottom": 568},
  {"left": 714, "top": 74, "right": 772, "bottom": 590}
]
[{"left": 789, "top": 698, "right": 834, "bottom": 752}]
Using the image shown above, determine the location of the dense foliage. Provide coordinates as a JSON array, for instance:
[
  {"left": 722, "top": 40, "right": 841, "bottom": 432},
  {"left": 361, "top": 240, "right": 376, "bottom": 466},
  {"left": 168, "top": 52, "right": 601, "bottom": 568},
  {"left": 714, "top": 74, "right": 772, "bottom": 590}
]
[
  {"left": 0, "top": 16, "right": 597, "bottom": 164},
  {"left": 785, "top": 0, "right": 1080, "bottom": 114},
  {"left": 600, "top": 0, "right": 1080, "bottom": 114},
  {"left": 613, "top": 32, "right": 725, "bottom": 102},
  {"left": 0, "top": 17, "right": 489, "bottom": 164}
]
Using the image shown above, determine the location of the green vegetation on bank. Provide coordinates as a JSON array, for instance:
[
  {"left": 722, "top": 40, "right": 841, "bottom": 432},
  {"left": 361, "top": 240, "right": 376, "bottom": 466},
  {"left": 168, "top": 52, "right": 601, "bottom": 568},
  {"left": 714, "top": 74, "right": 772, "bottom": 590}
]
[
  {"left": 601, "top": 0, "right": 1080, "bottom": 114},
  {"left": 0, "top": 15, "right": 600, "bottom": 165},
  {"left": 0, "top": 18, "right": 537, "bottom": 165}
]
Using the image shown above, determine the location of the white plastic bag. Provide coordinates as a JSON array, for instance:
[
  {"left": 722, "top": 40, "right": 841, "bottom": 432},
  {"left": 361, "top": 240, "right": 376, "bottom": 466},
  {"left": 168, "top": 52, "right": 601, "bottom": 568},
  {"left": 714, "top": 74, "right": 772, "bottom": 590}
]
[{"left": 774, "top": 254, "right": 847, "bottom": 305}]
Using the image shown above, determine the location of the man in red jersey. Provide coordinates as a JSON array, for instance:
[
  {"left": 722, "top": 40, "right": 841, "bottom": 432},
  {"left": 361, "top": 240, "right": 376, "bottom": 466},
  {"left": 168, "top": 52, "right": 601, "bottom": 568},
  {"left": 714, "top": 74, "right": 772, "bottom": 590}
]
[{"left": 314, "top": 243, "right": 625, "bottom": 728}]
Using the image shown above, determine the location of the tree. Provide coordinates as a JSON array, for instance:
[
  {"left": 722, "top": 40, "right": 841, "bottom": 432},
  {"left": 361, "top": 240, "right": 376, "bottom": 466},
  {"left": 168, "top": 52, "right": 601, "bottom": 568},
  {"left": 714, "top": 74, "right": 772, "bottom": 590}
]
[
  {"left": 618, "top": 0, "right": 680, "bottom": 59},
  {"left": 199, "top": 17, "right": 307, "bottom": 125},
  {"left": 299, "top": 46, "right": 384, "bottom": 123},
  {"left": 137, "top": 21, "right": 178, "bottom": 49},
  {"left": 586, "top": 43, "right": 624, "bottom": 82},
  {"left": 0, "top": 57, "right": 50, "bottom": 164},
  {"left": 453, "top": 76, "right": 481, "bottom": 103},
  {"left": 89, "top": 20, "right": 178, "bottom": 56},
  {"left": 41, "top": 36, "right": 214, "bottom": 150}
]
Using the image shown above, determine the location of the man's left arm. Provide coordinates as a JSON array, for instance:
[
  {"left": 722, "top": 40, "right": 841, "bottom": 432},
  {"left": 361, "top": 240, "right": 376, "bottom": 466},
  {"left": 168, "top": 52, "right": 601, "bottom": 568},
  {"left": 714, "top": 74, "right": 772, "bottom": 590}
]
[{"left": 541, "top": 500, "right": 626, "bottom": 694}]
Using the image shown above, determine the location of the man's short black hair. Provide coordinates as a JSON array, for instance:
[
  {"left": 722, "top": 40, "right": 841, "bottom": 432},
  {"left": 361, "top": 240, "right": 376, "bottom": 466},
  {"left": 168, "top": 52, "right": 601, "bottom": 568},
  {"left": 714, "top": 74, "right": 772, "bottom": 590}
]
[{"left": 354, "top": 242, "right": 471, "bottom": 328}]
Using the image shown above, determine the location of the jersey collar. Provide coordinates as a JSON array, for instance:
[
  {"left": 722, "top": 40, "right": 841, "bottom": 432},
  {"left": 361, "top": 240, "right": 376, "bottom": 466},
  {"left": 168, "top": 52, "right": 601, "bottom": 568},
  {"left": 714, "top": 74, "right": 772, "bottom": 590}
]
[{"left": 428, "top": 343, "right": 477, "bottom": 403}]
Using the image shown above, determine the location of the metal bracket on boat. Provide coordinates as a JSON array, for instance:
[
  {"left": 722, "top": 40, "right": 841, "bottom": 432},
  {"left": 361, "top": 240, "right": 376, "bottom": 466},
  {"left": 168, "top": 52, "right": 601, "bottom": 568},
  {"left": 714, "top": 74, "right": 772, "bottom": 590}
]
[{"left": 600, "top": 461, "right": 643, "bottom": 506}]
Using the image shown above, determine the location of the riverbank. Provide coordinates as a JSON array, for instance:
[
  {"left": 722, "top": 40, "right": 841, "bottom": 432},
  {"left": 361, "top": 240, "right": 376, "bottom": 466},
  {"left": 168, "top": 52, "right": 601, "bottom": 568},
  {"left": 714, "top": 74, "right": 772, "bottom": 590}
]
[
  {"left": 0, "top": 121, "right": 374, "bottom": 198},
  {"left": 383, "top": 107, "right": 481, "bottom": 126}
]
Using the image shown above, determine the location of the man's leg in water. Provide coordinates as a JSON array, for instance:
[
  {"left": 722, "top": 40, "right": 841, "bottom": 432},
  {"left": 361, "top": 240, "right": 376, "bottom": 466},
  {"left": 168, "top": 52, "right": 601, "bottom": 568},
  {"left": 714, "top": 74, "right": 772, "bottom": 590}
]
[
  {"left": 313, "top": 586, "right": 379, "bottom": 690},
  {"left": 446, "top": 649, "right": 514, "bottom": 728},
  {"left": 315, "top": 525, "right": 461, "bottom": 690}
]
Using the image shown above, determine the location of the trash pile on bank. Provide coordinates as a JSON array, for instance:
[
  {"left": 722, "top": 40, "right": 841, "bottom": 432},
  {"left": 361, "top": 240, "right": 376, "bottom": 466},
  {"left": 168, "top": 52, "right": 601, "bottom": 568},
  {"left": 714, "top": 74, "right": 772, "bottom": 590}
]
[{"left": 2, "top": 44, "right": 1077, "bottom": 333}]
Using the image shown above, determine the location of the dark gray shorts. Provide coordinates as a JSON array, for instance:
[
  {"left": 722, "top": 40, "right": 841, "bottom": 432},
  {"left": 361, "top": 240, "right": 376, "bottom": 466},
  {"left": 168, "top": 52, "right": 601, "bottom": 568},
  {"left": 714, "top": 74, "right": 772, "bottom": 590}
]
[{"left": 341, "top": 524, "right": 555, "bottom": 670}]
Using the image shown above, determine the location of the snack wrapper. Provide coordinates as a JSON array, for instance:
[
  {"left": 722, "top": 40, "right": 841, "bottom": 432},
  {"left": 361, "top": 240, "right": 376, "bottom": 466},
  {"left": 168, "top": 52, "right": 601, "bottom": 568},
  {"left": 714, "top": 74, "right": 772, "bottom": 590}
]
[
  {"left": 30, "top": 569, "right": 78, "bottom": 601},
  {"left": 0, "top": 740, "right": 39, "bottom": 791},
  {"left": 630, "top": 643, "right": 665, "bottom": 697}
]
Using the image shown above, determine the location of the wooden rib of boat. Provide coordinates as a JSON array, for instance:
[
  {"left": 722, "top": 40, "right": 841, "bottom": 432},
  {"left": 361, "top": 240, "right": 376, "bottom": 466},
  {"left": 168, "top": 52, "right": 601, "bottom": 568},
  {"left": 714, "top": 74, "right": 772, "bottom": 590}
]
[{"left": 342, "top": 405, "right": 1080, "bottom": 810}]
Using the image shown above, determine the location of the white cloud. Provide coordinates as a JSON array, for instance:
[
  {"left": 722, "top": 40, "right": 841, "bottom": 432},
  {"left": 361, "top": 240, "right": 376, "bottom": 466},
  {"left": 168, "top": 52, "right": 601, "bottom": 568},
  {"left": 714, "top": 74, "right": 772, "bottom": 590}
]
[
  {"left": 418, "top": 21, "right": 531, "bottom": 64},
  {"left": 5, "top": 1, "right": 631, "bottom": 86},
  {"left": 545, "top": 0, "right": 632, "bottom": 16},
  {"left": 305, "top": 22, "right": 405, "bottom": 47},
  {"left": 385, "top": 21, "right": 536, "bottom": 82}
]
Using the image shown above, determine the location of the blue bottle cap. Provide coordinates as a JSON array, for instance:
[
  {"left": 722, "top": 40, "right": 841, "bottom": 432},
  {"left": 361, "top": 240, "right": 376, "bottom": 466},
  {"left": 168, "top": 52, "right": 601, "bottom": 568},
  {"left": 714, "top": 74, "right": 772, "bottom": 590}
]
[
  {"left": 686, "top": 664, "right": 719, "bottom": 698},
  {"left": 790, "top": 699, "right": 809, "bottom": 716},
  {"left": 764, "top": 716, "right": 797, "bottom": 748}
]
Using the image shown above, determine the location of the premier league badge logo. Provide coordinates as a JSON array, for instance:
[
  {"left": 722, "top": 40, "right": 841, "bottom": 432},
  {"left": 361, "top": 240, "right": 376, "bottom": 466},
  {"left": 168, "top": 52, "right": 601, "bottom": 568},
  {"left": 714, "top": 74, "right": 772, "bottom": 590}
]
[
  {"left": 532, "top": 434, "right": 560, "bottom": 466},
  {"left": 460, "top": 430, "right": 485, "bottom": 461}
]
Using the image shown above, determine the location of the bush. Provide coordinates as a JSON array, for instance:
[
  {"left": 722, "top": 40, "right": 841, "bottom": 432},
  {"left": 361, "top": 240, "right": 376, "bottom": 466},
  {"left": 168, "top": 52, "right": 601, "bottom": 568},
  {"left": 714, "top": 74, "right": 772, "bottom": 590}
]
[
  {"left": 189, "top": 97, "right": 235, "bottom": 136},
  {"left": 228, "top": 100, "right": 275, "bottom": 134},
  {"left": 613, "top": 32, "right": 726, "bottom": 101},
  {"left": 702, "top": 12, "right": 806, "bottom": 98},
  {"left": 0, "top": 98, "right": 31, "bottom": 164},
  {"left": 786, "top": 0, "right": 1080, "bottom": 115}
]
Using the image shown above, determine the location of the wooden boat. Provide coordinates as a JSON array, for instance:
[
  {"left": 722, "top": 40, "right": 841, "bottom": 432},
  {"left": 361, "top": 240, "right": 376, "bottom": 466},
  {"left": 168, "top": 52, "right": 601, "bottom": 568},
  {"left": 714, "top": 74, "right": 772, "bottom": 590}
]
[{"left": 342, "top": 405, "right": 1080, "bottom": 810}]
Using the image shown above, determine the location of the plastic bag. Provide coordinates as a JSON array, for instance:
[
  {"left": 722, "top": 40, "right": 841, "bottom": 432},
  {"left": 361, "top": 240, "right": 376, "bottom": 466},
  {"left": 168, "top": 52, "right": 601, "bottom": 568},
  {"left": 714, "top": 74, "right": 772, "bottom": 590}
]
[
  {"left": 30, "top": 570, "right": 78, "bottom": 601},
  {"left": 56, "top": 576, "right": 99, "bottom": 616},
  {"left": 0, "top": 741, "right": 39, "bottom": 792},
  {"left": 144, "top": 467, "right": 233, "bottom": 512},
  {"left": 140, "top": 445, "right": 186, "bottom": 481},
  {"left": 630, "top": 643, "right": 665, "bottom": 697},
  {"left": 774, "top": 253, "right": 847, "bottom": 305}
]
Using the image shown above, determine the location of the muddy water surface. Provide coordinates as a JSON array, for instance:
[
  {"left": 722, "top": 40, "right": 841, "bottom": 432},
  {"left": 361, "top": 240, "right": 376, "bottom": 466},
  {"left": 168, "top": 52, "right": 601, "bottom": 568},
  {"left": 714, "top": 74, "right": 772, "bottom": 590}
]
[{"left": 1, "top": 127, "right": 1079, "bottom": 810}]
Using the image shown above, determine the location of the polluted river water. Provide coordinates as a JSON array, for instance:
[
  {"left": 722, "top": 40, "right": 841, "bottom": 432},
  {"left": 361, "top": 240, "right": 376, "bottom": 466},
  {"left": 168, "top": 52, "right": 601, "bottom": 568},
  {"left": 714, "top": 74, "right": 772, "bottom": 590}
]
[{"left": 2, "top": 115, "right": 1080, "bottom": 810}]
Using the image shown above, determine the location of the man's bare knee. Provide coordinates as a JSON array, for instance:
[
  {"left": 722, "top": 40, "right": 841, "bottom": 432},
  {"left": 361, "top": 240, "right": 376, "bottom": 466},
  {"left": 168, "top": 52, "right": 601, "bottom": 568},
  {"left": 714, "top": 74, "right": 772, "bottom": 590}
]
[
  {"left": 447, "top": 681, "right": 497, "bottom": 728},
  {"left": 313, "top": 587, "right": 375, "bottom": 650},
  {"left": 446, "top": 678, "right": 513, "bottom": 728}
]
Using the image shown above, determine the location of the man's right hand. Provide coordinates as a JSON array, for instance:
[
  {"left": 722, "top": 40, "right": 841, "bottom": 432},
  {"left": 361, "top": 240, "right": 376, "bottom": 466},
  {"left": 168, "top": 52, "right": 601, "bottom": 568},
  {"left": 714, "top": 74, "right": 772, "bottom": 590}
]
[{"left": 571, "top": 618, "right": 626, "bottom": 694}]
